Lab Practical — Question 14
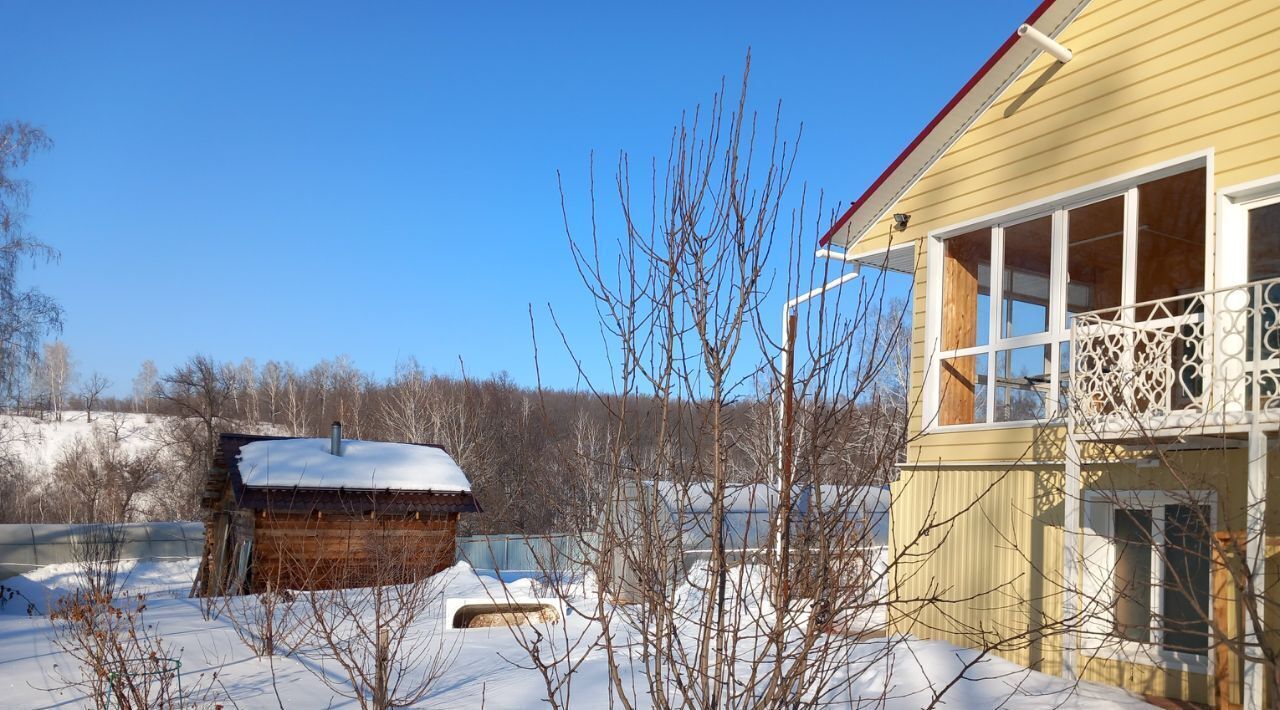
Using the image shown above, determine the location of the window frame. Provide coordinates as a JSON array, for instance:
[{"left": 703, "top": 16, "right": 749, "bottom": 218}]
[
  {"left": 923, "top": 152, "right": 1213, "bottom": 432},
  {"left": 1218, "top": 173, "right": 1280, "bottom": 287},
  {"left": 1081, "top": 489, "right": 1217, "bottom": 674}
]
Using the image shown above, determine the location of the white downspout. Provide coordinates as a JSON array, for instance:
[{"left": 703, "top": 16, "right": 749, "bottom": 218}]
[{"left": 774, "top": 264, "right": 861, "bottom": 561}]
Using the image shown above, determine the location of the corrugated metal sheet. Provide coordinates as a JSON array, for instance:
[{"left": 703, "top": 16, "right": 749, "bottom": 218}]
[
  {"left": 456, "top": 533, "right": 598, "bottom": 574},
  {"left": 890, "top": 465, "right": 1065, "bottom": 672},
  {"left": 0, "top": 522, "right": 205, "bottom": 580},
  {"left": 863, "top": 0, "right": 1280, "bottom": 461},
  {"left": 891, "top": 450, "right": 1280, "bottom": 706}
]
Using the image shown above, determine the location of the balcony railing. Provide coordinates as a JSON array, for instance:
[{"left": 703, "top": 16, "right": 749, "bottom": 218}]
[{"left": 1069, "top": 277, "right": 1280, "bottom": 439}]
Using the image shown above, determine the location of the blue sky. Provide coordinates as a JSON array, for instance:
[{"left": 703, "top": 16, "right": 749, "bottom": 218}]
[{"left": 4, "top": 1, "right": 1038, "bottom": 394}]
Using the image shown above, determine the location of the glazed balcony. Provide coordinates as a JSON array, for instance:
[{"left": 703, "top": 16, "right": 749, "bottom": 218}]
[{"left": 1069, "top": 277, "right": 1280, "bottom": 441}]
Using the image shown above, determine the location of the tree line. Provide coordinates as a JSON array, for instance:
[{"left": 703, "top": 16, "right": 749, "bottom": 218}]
[{"left": 0, "top": 348, "right": 902, "bottom": 533}]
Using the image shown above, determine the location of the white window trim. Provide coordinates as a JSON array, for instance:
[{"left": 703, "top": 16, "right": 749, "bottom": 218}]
[
  {"left": 1218, "top": 173, "right": 1280, "bottom": 288},
  {"left": 922, "top": 150, "right": 1214, "bottom": 434},
  {"left": 1081, "top": 489, "right": 1218, "bottom": 675}
]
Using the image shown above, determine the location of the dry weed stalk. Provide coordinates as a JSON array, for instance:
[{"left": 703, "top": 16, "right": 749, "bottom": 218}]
[{"left": 280, "top": 513, "right": 459, "bottom": 710}]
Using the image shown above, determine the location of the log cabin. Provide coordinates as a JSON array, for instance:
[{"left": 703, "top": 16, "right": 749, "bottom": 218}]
[{"left": 195, "top": 422, "right": 480, "bottom": 595}]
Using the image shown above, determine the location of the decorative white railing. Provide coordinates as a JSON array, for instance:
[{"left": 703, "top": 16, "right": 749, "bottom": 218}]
[{"left": 1069, "top": 277, "right": 1280, "bottom": 437}]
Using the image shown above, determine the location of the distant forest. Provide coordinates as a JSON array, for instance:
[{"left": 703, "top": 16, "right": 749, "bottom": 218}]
[{"left": 0, "top": 349, "right": 903, "bottom": 534}]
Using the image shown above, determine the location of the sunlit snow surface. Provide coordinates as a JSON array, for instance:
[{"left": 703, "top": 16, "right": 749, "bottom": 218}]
[
  {"left": 238, "top": 437, "right": 472, "bottom": 492},
  {"left": 22, "top": 558, "right": 198, "bottom": 597},
  {"left": 0, "top": 559, "right": 1152, "bottom": 708}
]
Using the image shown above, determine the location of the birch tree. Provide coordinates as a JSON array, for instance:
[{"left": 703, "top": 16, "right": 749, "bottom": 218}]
[
  {"left": 131, "top": 359, "right": 157, "bottom": 415},
  {"left": 0, "top": 122, "right": 61, "bottom": 402},
  {"left": 38, "top": 340, "right": 73, "bottom": 422}
]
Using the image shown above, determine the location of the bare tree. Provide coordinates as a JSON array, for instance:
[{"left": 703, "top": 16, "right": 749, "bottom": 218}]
[
  {"left": 509, "top": 56, "right": 932, "bottom": 708},
  {"left": 329, "top": 354, "right": 367, "bottom": 436},
  {"left": 379, "top": 358, "right": 432, "bottom": 444},
  {"left": 0, "top": 436, "right": 38, "bottom": 523},
  {"left": 260, "top": 359, "right": 284, "bottom": 426},
  {"left": 79, "top": 371, "right": 110, "bottom": 423},
  {"left": 36, "top": 340, "right": 73, "bottom": 421},
  {"left": 131, "top": 360, "right": 157, "bottom": 415},
  {"left": 377, "top": 359, "right": 485, "bottom": 474},
  {"left": 286, "top": 511, "right": 459, "bottom": 710},
  {"left": 150, "top": 356, "right": 241, "bottom": 519},
  {"left": 282, "top": 363, "right": 309, "bottom": 435},
  {"left": 155, "top": 355, "right": 237, "bottom": 459},
  {"left": 46, "top": 524, "right": 179, "bottom": 710},
  {"left": 483, "top": 46, "right": 1100, "bottom": 710},
  {"left": 47, "top": 425, "right": 160, "bottom": 523},
  {"left": 233, "top": 356, "right": 258, "bottom": 422}
]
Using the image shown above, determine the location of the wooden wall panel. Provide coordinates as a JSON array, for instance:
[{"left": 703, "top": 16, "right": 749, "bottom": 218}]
[{"left": 250, "top": 511, "right": 459, "bottom": 592}]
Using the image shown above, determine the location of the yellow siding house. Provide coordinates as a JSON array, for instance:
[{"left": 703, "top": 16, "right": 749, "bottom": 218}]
[{"left": 822, "top": 1, "right": 1280, "bottom": 707}]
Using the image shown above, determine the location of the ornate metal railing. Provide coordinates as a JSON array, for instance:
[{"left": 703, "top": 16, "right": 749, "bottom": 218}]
[{"left": 1069, "top": 277, "right": 1280, "bottom": 438}]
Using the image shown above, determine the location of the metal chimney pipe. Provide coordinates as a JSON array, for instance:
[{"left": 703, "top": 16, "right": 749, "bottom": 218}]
[{"left": 330, "top": 421, "right": 342, "bottom": 456}]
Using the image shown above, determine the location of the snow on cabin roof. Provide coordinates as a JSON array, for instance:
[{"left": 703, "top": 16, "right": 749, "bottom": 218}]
[{"left": 236, "top": 438, "right": 472, "bottom": 493}]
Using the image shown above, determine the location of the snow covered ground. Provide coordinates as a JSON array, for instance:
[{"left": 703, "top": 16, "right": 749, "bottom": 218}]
[
  {"left": 0, "top": 559, "right": 1154, "bottom": 709},
  {"left": 0, "top": 411, "right": 165, "bottom": 473},
  {"left": 22, "top": 557, "right": 199, "bottom": 599},
  {"left": 1, "top": 558, "right": 199, "bottom": 616}
]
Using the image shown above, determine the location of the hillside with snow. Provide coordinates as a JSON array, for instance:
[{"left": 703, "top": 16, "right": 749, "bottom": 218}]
[
  {"left": 0, "top": 411, "right": 166, "bottom": 474},
  {"left": 0, "top": 411, "right": 292, "bottom": 522}
]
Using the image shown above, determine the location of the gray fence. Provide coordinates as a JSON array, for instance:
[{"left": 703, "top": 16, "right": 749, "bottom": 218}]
[
  {"left": 455, "top": 533, "right": 596, "bottom": 574},
  {"left": 0, "top": 525, "right": 577, "bottom": 582},
  {"left": 0, "top": 522, "right": 205, "bottom": 580}
]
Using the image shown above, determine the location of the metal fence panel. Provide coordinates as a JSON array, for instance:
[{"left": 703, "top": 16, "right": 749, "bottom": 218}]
[
  {"left": 0, "top": 522, "right": 205, "bottom": 581},
  {"left": 456, "top": 533, "right": 597, "bottom": 574}
]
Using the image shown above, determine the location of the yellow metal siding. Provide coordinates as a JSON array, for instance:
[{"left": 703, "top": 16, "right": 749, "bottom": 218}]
[
  {"left": 853, "top": 0, "right": 1280, "bottom": 462},
  {"left": 875, "top": 0, "right": 1280, "bottom": 703},
  {"left": 890, "top": 452, "right": 1276, "bottom": 705},
  {"left": 890, "top": 466, "right": 1065, "bottom": 673}
]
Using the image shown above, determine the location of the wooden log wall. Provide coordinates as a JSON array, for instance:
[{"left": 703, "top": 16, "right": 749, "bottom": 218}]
[{"left": 251, "top": 510, "right": 459, "bottom": 592}]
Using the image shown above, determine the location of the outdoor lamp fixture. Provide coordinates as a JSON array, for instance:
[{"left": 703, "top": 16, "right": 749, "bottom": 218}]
[
  {"left": 892, "top": 213, "right": 911, "bottom": 232},
  {"left": 1017, "top": 23, "right": 1073, "bottom": 63}
]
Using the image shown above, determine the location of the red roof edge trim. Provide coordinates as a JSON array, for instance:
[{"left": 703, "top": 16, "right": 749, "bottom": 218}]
[{"left": 818, "top": 0, "right": 1060, "bottom": 247}]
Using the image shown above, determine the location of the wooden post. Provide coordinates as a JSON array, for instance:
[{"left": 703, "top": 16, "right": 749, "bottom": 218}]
[
  {"left": 1213, "top": 531, "right": 1243, "bottom": 710},
  {"left": 212, "top": 511, "right": 232, "bottom": 596},
  {"left": 778, "top": 310, "right": 798, "bottom": 605},
  {"left": 939, "top": 236, "right": 982, "bottom": 425},
  {"left": 374, "top": 625, "right": 389, "bottom": 710},
  {"left": 191, "top": 520, "right": 215, "bottom": 599}
]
